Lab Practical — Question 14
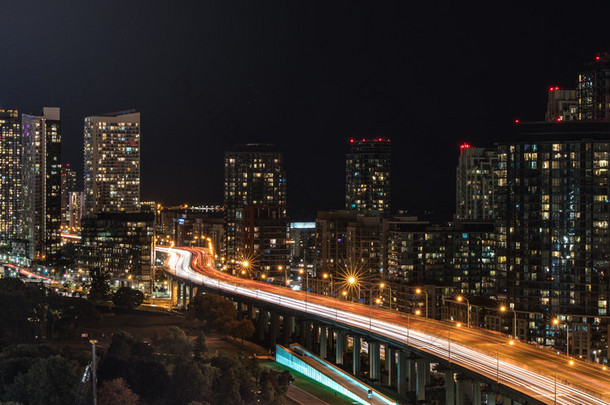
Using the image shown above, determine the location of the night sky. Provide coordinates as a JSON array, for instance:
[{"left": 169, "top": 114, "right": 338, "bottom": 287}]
[{"left": 2, "top": 1, "right": 609, "bottom": 220}]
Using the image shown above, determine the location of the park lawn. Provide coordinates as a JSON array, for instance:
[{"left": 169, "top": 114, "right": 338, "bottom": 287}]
[{"left": 262, "top": 360, "right": 356, "bottom": 405}]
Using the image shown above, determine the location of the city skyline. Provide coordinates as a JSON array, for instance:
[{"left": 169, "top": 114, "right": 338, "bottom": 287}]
[{"left": 2, "top": 1, "right": 610, "bottom": 219}]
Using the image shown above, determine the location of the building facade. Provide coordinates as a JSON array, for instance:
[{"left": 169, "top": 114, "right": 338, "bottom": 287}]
[
  {"left": 0, "top": 109, "right": 22, "bottom": 251},
  {"left": 61, "top": 164, "right": 77, "bottom": 229},
  {"left": 83, "top": 110, "right": 140, "bottom": 214},
  {"left": 224, "top": 144, "right": 288, "bottom": 278},
  {"left": 22, "top": 107, "right": 62, "bottom": 262},
  {"left": 345, "top": 138, "right": 391, "bottom": 215},
  {"left": 496, "top": 121, "right": 610, "bottom": 360},
  {"left": 455, "top": 143, "right": 497, "bottom": 220},
  {"left": 577, "top": 53, "right": 610, "bottom": 121},
  {"left": 546, "top": 87, "right": 578, "bottom": 122}
]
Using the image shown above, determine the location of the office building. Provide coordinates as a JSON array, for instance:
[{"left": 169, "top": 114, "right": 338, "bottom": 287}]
[
  {"left": 61, "top": 164, "right": 77, "bottom": 229},
  {"left": 83, "top": 110, "right": 140, "bottom": 214},
  {"left": 22, "top": 107, "right": 62, "bottom": 262},
  {"left": 224, "top": 144, "right": 288, "bottom": 279},
  {"left": 455, "top": 143, "right": 497, "bottom": 220},
  {"left": 577, "top": 53, "right": 610, "bottom": 120},
  {"left": 496, "top": 121, "right": 610, "bottom": 360},
  {"left": 0, "top": 109, "right": 22, "bottom": 250},
  {"left": 345, "top": 138, "right": 391, "bottom": 215},
  {"left": 289, "top": 222, "right": 316, "bottom": 274}
]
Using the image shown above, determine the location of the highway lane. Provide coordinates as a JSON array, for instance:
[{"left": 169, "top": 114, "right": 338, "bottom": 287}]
[{"left": 158, "top": 246, "right": 610, "bottom": 405}]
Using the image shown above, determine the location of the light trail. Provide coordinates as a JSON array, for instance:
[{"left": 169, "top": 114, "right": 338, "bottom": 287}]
[{"left": 158, "top": 246, "right": 610, "bottom": 405}]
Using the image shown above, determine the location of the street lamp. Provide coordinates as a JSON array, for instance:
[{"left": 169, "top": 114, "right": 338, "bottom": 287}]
[
  {"left": 415, "top": 287, "right": 428, "bottom": 318},
  {"left": 456, "top": 295, "right": 470, "bottom": 327},
  {"left": 500, "top": 304, "right": 517, "bottom": 339},
  {"left": 380, "top": 282, "right": 392, "bottom": 310},
  {"left": 323, "top": 273, "right": 334, "bottom": 296},
  {"left": 496, "top": 339, "right": 515, "bottom": 384},
  {"left": 299, "top": 269, "right": 309, "bottom": 304},
  {"left": 553, "top": 318, "right": 570, "bottom": 356},
  {"left": 90, "top": 339, "right": 98, "bottom": 405},
  {"left": 555, "top": 359, "right": 575, "bottom": 404}
]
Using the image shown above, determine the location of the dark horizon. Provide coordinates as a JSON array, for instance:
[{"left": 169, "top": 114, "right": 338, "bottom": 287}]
[{"left": 2, "top": 1, "right": 609, "bottom": 221}]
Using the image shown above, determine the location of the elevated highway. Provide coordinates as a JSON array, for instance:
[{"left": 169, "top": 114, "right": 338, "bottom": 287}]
[{"left": 158, "top": 246, "right": 610, "bottom": 405}]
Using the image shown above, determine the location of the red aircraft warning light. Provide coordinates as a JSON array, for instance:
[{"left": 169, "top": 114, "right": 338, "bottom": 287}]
[{"left": 460, "top": 143, "right": 472, "bottom": 149}]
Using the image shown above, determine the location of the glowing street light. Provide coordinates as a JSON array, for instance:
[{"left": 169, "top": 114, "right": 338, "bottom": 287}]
[
  {"left": 553, "top": 318, "right": 570, "bottom": 356},
  {"left": 500, "top": 304, "right": 517, "bottom": 339},
  {"left": 456, "top": 295, "right": 470, "bottom": 327},
  {"left": 415, "top": 287, "right": 428, "bottom": 318},
  {"left": 380, "top": 282, "right": 392, "bottom": 310}
]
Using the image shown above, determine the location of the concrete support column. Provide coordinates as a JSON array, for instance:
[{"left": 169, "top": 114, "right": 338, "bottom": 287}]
[
  {"left": 472, "top": 381, "right": 481, "bottom": 405},
  {"left": 487, "top": 392, "right": 498, "bottom": 405},
  {"left": 299, "top": 321, "right": 307, "bottom": 345},
  {"left": 369, "top": 341, "right": 380, "bottom": 381},
  {"left": 445, "top": 372, "right": 455, "bottom": 405},
  {"left": 407, "top": 358, "right": 416, "bottom": 392},
  {"left": 247, "top": 304, "right": 255, "bottom": 320},
  {"left": 397, "top": 350, "right": 407, "bottom": 396},
  {"left": 257, "top": 309, "right": 267, "bottom": 342},
  {"left": 282, "top": 315, "right": 293, "bottom": 346},
  {"left": 456, "top": 379, "right": 468, "bottom": 405},
  {"left": 352, "top": 336, "right": 361, "bottom": 377},
  {"left": 319, "top": 326, "right": 328, "bottom": 359},
  {"left": 502, "top": 397, "right": 512, "bottom": 405},
  {"left": 312, "top": 324, "right": 319, "bottom": 350},
  {"left": 335, "top": 330, "right": 345, "bottom": 365},
  {"left": 269, "top": 312, "right": 279, "bottom": 346},
  {"left": 305, "top": 322, "right": 312, "bottom": 349},
  {"left": 187, "top": 284, "right": 193, "bottom": 304},
  {"left": 415, "top": 359, "right": 428, "bottom": 401},
  {"left": 386, "top": 347, "right": 396, "bottom": 387},
  {"left": 175, "top": 281, "right": 182, "bottom": 307},
  {"left": 181, "top": 283, "right": 187, "bottom": 307}
]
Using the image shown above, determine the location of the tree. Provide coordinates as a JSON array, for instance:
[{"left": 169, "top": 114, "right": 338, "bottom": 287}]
[
  {"left": 4, "top": 355, "right": 80, "bottom": 405},
  {"left": 112, "top": 287, "right": 144, "bottom": 310},
  {"left": 233, "top": 319, "right": 255, "bottom": 345},
  {"left": 194, "top": 331, "right": 208, "bottom": 360},
  {"left": 156, "top": 326, "right": 193, "bottom": 360},
  {"left": 88, "top": 268, "right": 111, "bottom": 303},
  {"left": 187, "top": 294, "right": 238, "bottom": 333},
  {"left": 97, "top": 378, "right": 139, "bottom": 405},
  {"left": 165, "top": 360, "right": 216, "bottom": 405}
]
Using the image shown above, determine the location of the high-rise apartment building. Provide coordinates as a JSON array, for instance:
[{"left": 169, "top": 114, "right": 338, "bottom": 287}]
[
  {"left": 345, "top": 138, "right": 391, "bottom": 215},
  {"left": 61, "top": 164, "right": 77, "bottom": 229},
  {"left": 22, "top": 107, "right": 62, "bottom": 262},
  {"left": 224, "top": 144, "right": 288, "bottom": 279},
  {"left": 577, "top": 53, "right": 610, "bottom": 120},
  {"left": 546, "top": 87, "right": 578, "bottom": 122},
  {"left": 497, "top": 121, "right": 610, "bottom": 361},
  {"left": 455, "top": 143, "right": 497, "bottom": 220},
  {"left": 83, "top": 110, "right": 140, "bottom": 214},
  {"left": 0, "top": 109, "right": 22, "bottom": 249}
]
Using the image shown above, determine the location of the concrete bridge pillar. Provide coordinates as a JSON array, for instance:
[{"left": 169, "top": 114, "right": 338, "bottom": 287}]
[
  {"left": 502, "top": 397, "right": 512, "bottom": 405},
  {"left": 257, "top": 309, "right": 267, "bottom": 342},
  {"left": 486, "top": 392, "right": 498, "bottom": 405},
  {"left": 305, "top": 322, "right": 313, "bottom": 349},
  {"left": 187, "top": 283, "right": 193, "bottom": 304},
  {"left": 269, "top": 312, "right": 279, "bottom": 346},
  {"left": 456, "top": 378, "right": 469, "bottom": 405},
  {"left": 471, "top": 381, "right": 482, "bottom": 405},
  {"left": 397, "top": 350, "right": 407, "bottom": 396},
  {"left": 247, "top": 303, "right": 255, "bottom": 320},
  {"left": 352, "top": 336, "right": 361, "bottom": 377},
  {"left": 415, "top": 358, "right": 429, "bottom": 401},
  {"left": 407, "top": 357, "right": 416, "bottom": 392},
  {"left": 175, "top": 281, "right": 182, "bottom": 307},
  {"left": 386, "top": 346, "right": 396, "bottom": 387},
  {"left": 282, "top": 315, "right": 293, "bottom": 346},
  {"left": 335, "top": 330, "right": 345, "bottom": 365},
  {"left": 312, "top": 324, "right": 319, "bottom": 349},
  {"left": 445, "top": 371, "right": 455, "bottom": 405},
  {"left": 369, "top": 341, "right": 381, "bottom": 381},
  {"left": 319, "top": 326, "right": 328, "bottom": 358}
]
